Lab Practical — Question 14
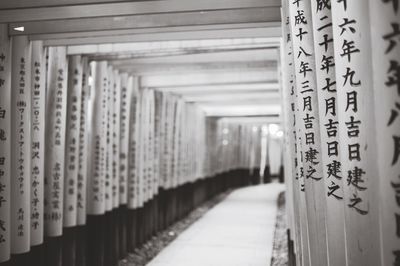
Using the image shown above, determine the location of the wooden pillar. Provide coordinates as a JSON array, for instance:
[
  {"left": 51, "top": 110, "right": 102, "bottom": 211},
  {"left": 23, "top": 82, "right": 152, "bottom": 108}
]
[
  {"left": 112, "top": 70, "right": 121, "bottom": 210},
  {"left": 77, "top": 57, "right": 90, "bottom": 226},
  {"left": 127, "top": 82, "right": 138, "bottom": 210},
  {"left": 0, "top": 24, "right": 11, "bottom": 263},
  {"left": 11, "top": 36, "right": 32, "bottom": 254},
  {"left": 119, "top": 73, "right": 132, "bottom": 206},
  {"left": 44, "top": 47, "right": 68, "bottom": 237},
  {"left": 309, "top": 2, "right": 346, "bottom": 265},
  {"left": 289, "top": 0, "right": 328, "bottom": 265},
  {"left": 368, "top": 1, "right": 400, "bottom": 266},
  {"left": 136, "top": 88, "right": 144, "bottom": 210},
  {"left": 87, "top": 61, "right": 108, "bottom": 216},
  {"left": 331, "top": 1, "right": 381, "bottom": 265},
  {"left": 154, "top": 91, "right": 162, "bottom": 197},
  {"left": 133, "top": 85, "right": 141, "bottom": 210},
  {"left": 105, "top": 66, "right": 113, "bottom": 212},
  {"left": 30, "top": 41, "right": 45, "bottom": 246},
  {"left": 63, "top": 55, "right": 83, "bottom": 228},
  {"left": 280, "top": 3, "right": 301, "bottom": 264}
]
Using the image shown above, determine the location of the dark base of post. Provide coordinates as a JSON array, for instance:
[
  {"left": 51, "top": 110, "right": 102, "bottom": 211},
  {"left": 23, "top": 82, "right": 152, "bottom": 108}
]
[
  {"left": 76, "top": 225, "right": 87, "bottom": 266},
  {"left": 30, "top": 243, "right": 45, "bottom": 266},
  {"left": 10, "top": 252, "right": 30, "bottom": 266},
  {"left": 86, "top": 215, "right": 105, "bottom": 266},
  {"left": 118, "top": 205, "right": 128, "bottom": 259},
  {"left": 287, "top": 229, "right": 296, "bottom": 266},
  {"left": 278, "top": 165, "right": 284, "bottom": 183},
  {"left": 62, "top": 227, "right": 77, "bottom": 266},
  {"left": 263, "top": 165, "right": 271, "bottom": 184}
]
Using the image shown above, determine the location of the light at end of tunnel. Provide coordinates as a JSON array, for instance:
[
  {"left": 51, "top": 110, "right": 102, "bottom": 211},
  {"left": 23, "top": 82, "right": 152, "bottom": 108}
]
[
  {"left": 13, "top": 26, "right": 25, "bottom": 32},
  {"left": 276, "top": 130, "right": 283, "bottom": 138},
  {"left": 222, "top": 139, "right": 229, "bottom": 146},
  {"left": 252, "top": 126, "right": 258, "bottom": 133},
  {"left": 261, "top": 125, "right": 268, "bottom": 134},
  {"left": 222, "top": 128, "right": 229, "bottom": 134},
  {"left": 269, "top": 124, "right": 279, "bottom": 135}
]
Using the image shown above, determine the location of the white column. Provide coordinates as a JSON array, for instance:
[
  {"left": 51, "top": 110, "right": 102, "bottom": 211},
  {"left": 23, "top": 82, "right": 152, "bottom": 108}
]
[
  {"left": 105, "top": 66, "right": 113, "bottom": 212},
  {"left": 44, "top": 47, "right": 68, "bottom": 236},
  {"left": 154, "top": 92, "right": 162, "bottom": 194},
  {"left": 331, "top": 1, "right": 381, "bottom": 265},
  {"left": 11, "top": 36, "right": 31, "bottom": 253},
  {"left": 112, "top": 70, "right": 121, "bottom": 210},
  {"left": 127, "top": 81, "right": 138, "bottom": 209},
  {"left": 63, "top": 55, "right": 83, "bottom": 227},
  {"left": 309, "top": 2, "right": 346, "bottom": 265},
  {"left": 119, "top": 73, "right": 132, "bottom": 206},
  {"left": 77, "top": 57, "right": 90, "bottom": 226},
  {"left": 369, "top": 1, "right": 400, "bottom": 266},
  {"left": 30, "top": 41, "right": 45, "bottom": 246},
  {"left": 0, "top": 24, "right": 11, "bottom": 263},
  {"left": 289, "top": 0, "right": 328, "bottom": 264},
  {"left": 87, "top": 61, "right": 107, "bottom": 215},
  {"left": 135, "top": 89, "right": 144, "bottom": 208},
  {"left": 280, "top": 3, "right": 301, "bottom": 262}
]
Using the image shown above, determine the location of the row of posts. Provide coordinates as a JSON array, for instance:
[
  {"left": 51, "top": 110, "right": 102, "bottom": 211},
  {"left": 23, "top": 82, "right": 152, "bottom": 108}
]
[
  {"left": 280, "top": 0, "right": 399, "bottom": 266},
  {"left": 0, "top": 26, "right": 262, "bottom": 264}
]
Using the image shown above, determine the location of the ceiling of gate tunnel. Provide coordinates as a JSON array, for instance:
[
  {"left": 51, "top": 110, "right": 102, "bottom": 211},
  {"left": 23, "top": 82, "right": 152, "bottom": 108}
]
[{"left": 3, "top": 0, "right": 282, "bottom": 120}]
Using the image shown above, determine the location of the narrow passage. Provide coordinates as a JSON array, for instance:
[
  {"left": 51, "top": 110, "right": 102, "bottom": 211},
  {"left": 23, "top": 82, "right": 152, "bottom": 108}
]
[{"left": 147, "top": 183, "right": 285, "bottom": 266}]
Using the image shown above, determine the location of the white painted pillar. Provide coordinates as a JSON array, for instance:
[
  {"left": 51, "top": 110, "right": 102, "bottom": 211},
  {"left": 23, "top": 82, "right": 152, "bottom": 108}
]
[
  {"left": 119, "top": 73, "right": 132, "bottom": 206},
  {"left": 309, "top": 2, "right": 346, "bottom": 265},
  {"left": 331, "top": 1, "right": 382, "bottom": 265},
  {"left": 112, "top": 70, "right": 121, "bottom": 210},
  {"left": 154, "top": 91, "right": 162, "bottom": 194},
  {"left": 77, "top": 57, "right": 90, "bottom": 226},
  {"left": 148, "top": 90, "right": 157, "bottom": 197},
  {"left": 289, "top": 1, "right": 328, "bottom": 264},
  {"left": 87, "top": 61, "right": 108, "bottom": 216},
  {"left": 280, "top": 3, "right": 301, "bottom": 262},
  {"left": 44, "top": 47, "right": 68, "bottom": 236},
  {"left": 63, "top": 55, "right": 83, "bottom": 227},
  {"left": 105, "top": 66, "right": 113, "bottom": 212},
  {"left": 159, "top": 92, "right": 167, "bottom": 190},
  {"left": 11, "top": 36, "right": 32, "bottom": 253},
  {"left": 127, "top": 81, "right": 138, "bottom": 209},
  {"left": 0, "top": 24, "right": 11, "bottom": 263},
  {"left": 30, "top": 41, "right": 45, "bottom": 246},
  {"left": 135, "top": 88, "right": 144, "bottom": 208},
  {"left": 369, "top": 1, "right": 400, "bottom": 266}
]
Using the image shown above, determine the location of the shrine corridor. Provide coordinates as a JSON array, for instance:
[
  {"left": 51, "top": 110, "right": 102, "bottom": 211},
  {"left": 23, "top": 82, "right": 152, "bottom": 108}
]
[{"left": 0, "top": 0, "right": 398, "bottom": 266}]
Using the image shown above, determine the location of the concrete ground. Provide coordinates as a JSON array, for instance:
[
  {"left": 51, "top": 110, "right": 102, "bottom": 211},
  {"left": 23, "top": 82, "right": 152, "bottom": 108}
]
[{"left": 147, "top": 183, "right": 285, "bottom": 266}]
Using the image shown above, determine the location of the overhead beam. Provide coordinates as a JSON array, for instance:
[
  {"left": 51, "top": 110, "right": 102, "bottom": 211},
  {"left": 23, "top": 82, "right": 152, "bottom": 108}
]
[
  {"left": 219, "top": 116, "right": 281, "bottom": 124},
  {"left": 99, "top": 47, "right": 276, "bottom": 62},
  {"left": 9, "top": 8, "right": 280, "bottom": 36},
  {"left": 155, "top": 82, "right": 280, "bottom": 93},
  {"left": 200, "top": 104, "right": 281, "bottom": 117},
  {"left": 183, "top": 93, "right": 280, "bottom": 102},
  {"left": 1, "top": 0, "right": 280, "bottom": 22},
  {"left": 181, "top": 89, "right": 280, "bottom": 96},
  {"left": 67, "top": 36, "right": 278, "bottom": 56},
  {"left": 108, "top": 49, "right": 278, "bottom": 66},
  {"left": 140, "top": 70, "right": 277, "bottom": 88},
  {"left": 30, "top": 22, "right": 280, "bottom": 41},
  {"left": 44, "top": 28, "right": 281, "bottom": 46},
  {"left": 114, "top": 61, "right": 276, "bottom": 75}
]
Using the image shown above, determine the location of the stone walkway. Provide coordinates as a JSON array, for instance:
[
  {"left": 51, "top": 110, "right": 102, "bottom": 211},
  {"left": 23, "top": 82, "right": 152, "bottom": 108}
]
[{"left": 147, "top": 183, "right": 285, "bottom": 266}]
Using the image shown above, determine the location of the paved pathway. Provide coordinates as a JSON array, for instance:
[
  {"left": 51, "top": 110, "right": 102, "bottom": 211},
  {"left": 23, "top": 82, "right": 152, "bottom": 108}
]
[{"left": 147, "top": 183, "right": 285, "bottom": 266}]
